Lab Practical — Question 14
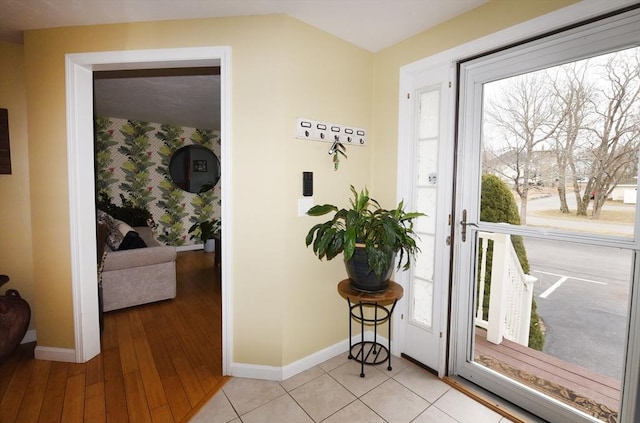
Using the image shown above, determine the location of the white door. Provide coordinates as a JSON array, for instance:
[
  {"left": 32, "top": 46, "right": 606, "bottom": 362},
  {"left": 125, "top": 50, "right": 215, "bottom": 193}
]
[
  {"left": 396, "top": 62, "right": 455, "bottom": 375},
  {"left": 451, "top": 10, "right": 640, "bottom": 422}
]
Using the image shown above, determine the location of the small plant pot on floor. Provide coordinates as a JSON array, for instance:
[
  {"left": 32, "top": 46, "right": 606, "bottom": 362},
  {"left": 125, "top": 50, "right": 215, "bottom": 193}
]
[{"left": 204, "top": 239, "right": 216, "bottom": 253}]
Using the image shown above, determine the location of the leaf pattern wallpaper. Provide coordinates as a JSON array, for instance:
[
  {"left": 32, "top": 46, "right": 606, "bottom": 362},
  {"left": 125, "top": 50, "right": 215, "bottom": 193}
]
[{"left": 95, "top": 117, "right": 221, "bottom": 246}]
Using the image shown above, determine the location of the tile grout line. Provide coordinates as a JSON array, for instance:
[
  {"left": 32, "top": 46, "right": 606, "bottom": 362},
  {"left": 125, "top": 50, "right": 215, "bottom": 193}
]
[{"left": 220, "top": 355, "right": 487, "bottom": 423}]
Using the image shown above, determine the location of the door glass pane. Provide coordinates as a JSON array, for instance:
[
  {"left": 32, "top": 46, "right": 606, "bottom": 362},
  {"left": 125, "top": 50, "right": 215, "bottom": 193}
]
[
  {"left": 481, "top": 47, "right": 640, "bottom": 239},
  {"left": 472, "top": 232, "right": 629, "bottom": 422},
  {"left": 419, "top": 90, "right": 439, "bottom": 138},
  {"left": 411, "top": 87, "right": 440, "bottom": 330},
  {"left": 417, "top": 139, "right": 438, "bottom": 185},
  {"left": 413, "top": 278, "right": 433, "bottom": 327}
]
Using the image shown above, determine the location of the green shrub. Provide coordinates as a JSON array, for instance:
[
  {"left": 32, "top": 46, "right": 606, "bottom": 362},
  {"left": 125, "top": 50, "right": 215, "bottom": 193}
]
[{"left": 480, "top": 174, "right": 544, "bottom": 350}]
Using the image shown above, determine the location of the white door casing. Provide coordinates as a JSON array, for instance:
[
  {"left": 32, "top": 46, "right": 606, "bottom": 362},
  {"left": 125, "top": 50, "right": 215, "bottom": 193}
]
[{"left": 62, "top": 47, "right": 232, "bottom": 376}]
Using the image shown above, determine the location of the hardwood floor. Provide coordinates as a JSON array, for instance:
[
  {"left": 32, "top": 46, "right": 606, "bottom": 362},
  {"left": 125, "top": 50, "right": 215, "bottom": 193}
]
[{"left": 0, "top": 250, "right": 225, "bottom": 423}]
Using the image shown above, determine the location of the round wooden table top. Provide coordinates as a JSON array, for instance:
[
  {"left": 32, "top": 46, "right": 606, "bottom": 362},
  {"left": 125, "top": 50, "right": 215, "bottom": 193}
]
[{"left": 337, "top": 279, "right": 403, "bottom": 305}]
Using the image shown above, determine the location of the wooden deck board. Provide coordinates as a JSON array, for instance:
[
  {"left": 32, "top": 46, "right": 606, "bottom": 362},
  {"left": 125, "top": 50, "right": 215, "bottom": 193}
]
[{"left": 475, "top": 328, "right": 621, "bottom": 411}]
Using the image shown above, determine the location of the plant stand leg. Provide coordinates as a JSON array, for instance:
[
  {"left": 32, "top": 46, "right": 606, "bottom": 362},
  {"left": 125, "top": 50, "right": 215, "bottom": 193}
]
[
  {"left": 347, "top": 298, "right": 353, "bottom": 359},
  {"left": 387, "top": 300, "right": 398, "bottom": 371},
  {"left": 373, "top": 302, "right": 378, "bottom": 355},
  {"left": 359, "top": 302, "right": 365, "bottom": 377}
]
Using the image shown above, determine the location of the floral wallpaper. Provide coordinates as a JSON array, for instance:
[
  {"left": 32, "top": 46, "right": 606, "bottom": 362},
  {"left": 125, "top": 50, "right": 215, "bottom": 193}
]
[{"left": 94, "top": 116, "right": 221, "bottom": 246}]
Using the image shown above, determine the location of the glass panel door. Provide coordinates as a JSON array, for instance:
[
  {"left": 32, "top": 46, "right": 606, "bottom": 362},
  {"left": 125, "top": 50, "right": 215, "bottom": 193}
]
[
  {"left": 398, "top": 61, "right": 454, "bottom": 374},
  {"left": 452, "top": 18, "right": 640, "bottom": 421}
]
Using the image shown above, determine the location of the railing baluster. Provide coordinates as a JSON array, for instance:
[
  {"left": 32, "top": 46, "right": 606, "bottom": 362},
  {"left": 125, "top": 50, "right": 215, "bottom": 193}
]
[
  {"left": 477, "top": 237, "right": 488, "bottom": 325},
  {"left": 476, "top": 232, "right": 536, "bottom": 347}
]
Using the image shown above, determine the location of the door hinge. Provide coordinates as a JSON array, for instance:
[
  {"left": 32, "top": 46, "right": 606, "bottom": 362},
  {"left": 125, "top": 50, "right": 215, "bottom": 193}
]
[
  {"left": 440, "top": 332, "right": 443, "bottom": 338},
  {"left": 448, "top": 81, "right": 452, "bottom": 88},
  {"left": 407, "top": 92, "right": 410, "bottom": 99},
  {"left": 401, "top": 314, "right": 404, "bottom": 320},
  {"left": 448, "top": 214, "right": 452, "bottom": 225},
  {"left": 446, "top": 236, "right": 451, "bottom": 246}
]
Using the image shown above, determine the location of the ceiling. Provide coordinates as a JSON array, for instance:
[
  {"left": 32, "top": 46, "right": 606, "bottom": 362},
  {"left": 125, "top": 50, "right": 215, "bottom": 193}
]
[
  {"left": 2, "top": 0, "right": 488, "bottom": 130},
  {"left": 93, "top": 69, "right": 222, "bottom": 130},
  {"left": 0, "top": 0, "right": 487, "bottom": 51}
]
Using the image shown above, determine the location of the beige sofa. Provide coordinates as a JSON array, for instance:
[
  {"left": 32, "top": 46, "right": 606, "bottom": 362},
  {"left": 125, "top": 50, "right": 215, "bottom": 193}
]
[{"left": 100, "top": 225, "right": 177, "bottom": 312}]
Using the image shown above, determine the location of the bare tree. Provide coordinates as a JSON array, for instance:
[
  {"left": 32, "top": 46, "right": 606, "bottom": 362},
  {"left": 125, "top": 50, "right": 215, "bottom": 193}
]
[
  {"left": 484, "top": 73, "right": 561, "bottom": 223},
  {"left": 582, "top": 50, "right": 640, "bottom": 218},
  {"left": 548, "top": 62, "right": 594, "bottom": 214}
]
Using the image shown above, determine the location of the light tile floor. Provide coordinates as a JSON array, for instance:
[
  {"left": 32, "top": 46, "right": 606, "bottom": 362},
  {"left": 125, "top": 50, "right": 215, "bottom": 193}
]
[{"left": 191, "top": 353, "right": 514, "bottom": 423}]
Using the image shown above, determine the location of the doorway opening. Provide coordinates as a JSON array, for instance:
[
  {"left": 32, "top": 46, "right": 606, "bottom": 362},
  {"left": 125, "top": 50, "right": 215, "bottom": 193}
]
[
  {"left": 64, "top": 47, "right": 231, "bottom": 374},
  {"left": 93, "top": 66, "right": 222, "bottom": 250}
]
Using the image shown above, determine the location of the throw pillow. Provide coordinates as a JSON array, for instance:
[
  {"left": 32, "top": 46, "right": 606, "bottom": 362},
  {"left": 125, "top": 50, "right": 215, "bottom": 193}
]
[
  {"left": 118, "top": 231, "right": 147, "bottom": 250},
  {"left": 97, "top": 209, "right": 124, "bottom": 250}
]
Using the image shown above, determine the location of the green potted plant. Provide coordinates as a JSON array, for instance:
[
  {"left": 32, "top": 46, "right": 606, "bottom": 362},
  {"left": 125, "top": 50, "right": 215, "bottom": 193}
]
[
  {"left": 305, "top": 186, "right": 424, "bottom": 292},
  {"left": 189, "top": 218, "right": 221, "bottom": 252}
]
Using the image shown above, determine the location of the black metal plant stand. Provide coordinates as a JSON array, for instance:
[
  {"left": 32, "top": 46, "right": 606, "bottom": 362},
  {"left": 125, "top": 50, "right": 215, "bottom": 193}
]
[{"left": 337, "top": 279, "right": 403, "bottom": 378}]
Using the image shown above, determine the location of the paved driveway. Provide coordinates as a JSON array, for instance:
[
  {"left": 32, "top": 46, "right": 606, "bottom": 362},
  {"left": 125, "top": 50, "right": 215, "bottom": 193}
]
[
  {"left": 515, "top": 194, "right": 634, "bottom": 379},
  {"left": 525, "top": 237, "right": 630, "bottom": 380}
]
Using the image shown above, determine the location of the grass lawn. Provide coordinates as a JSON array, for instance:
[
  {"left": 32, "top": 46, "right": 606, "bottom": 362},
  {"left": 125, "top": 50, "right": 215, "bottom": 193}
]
[{"left": 532, "top": 203, "right": 635, "bottom": 224}]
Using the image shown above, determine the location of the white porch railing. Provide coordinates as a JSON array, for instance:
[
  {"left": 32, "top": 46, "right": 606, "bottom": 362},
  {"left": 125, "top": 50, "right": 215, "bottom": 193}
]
[{"left": 475, "top": 232, "right": 537, "bottom": 346}]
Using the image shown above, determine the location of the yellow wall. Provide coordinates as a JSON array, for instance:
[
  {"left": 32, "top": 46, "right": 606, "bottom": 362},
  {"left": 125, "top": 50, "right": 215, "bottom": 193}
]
[
  {"left": 371, "top": 0, "right": 580, "bottom": 205},
  {"left": 17, "top": 0, "right": 580, "bottom": 368},
  {"left": 0, "top": 41, "right": 36, "bottom": 331},
  {"left": 23, "top": 15, "right": 374, "bottom": 365},
  {"left": 278, "top": 18, "right": 374, "bottom": 363}
]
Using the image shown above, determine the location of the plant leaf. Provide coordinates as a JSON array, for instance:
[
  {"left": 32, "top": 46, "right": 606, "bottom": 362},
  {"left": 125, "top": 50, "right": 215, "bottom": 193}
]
[
  {"left": 343, "top": 226, "right": 356, "bottom": 260},
  {"left": 305, "top": 224, "right": 323, "bottom": 246},
  {"left": 307, "top": 204, "right": 338, "bottom": 216}
]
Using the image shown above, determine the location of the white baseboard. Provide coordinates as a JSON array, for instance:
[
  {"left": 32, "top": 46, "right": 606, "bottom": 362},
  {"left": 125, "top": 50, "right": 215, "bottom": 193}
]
[
  {"left": 21, "top": 330, "right": 77, "bottom": 363},
  {"left": 21, "top": 329, "right": 37, "bottom": 344},
  {"left": 34, "top": 346, "right": 76, "bottom": 362},
  {"left": 281, "top": 337, "right": 351, "bottom": 380},
  {"left": 229, "top": 362, "right": 283, "bottom": 381},
  {"left": 229, "top": 331, "right": 389, "bottom": 381}
]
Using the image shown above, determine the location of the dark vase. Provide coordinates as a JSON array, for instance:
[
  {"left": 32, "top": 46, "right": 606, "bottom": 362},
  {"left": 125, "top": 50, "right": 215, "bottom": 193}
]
[
  {"left": 344, "top": 248, "right": 395, "bottom": 293},
  {"left": 0, "top": 276, "right": 31, "bottom": 363}
]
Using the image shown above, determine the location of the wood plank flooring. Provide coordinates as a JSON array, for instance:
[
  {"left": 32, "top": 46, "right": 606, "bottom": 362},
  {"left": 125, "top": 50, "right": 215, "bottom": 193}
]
[{"left": 0, "top": 250, "right": 225, "bottom": 423}]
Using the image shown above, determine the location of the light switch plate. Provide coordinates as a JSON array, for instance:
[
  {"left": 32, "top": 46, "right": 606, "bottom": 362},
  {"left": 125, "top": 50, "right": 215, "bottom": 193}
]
[{"left": 298, "top": 197, "right": 314, "bottom": 217}]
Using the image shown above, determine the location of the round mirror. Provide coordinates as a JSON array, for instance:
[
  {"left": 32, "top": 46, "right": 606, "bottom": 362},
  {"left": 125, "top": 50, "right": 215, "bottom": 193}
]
[{"left": 169, "top": 145, "right": 220, "bottom": 193}]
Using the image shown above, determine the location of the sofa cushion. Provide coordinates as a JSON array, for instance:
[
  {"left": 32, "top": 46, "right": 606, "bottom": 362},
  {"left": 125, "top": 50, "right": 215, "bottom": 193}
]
[
  {"left": 101, "top": 261, "right": 176, "bottom": 312},
  {"left": 135, "top": 226, "right": 160, "bottom": 247},
  {"left": 103, "top": 245, "right": 177, "bottom": 272}
]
